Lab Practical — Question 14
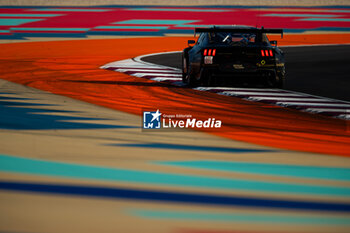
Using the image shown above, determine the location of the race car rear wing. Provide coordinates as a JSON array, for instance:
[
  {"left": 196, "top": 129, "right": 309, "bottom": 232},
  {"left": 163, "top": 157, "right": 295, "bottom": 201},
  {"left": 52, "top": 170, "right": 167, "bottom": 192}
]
[{"left": 194, "top": 27, "right": 283, "bottom": 38}]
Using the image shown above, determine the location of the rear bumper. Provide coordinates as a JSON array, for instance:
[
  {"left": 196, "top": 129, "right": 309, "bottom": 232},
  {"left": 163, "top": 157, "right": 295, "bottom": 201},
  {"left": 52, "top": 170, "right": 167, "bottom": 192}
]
[{"left": 204, "top": 65, "right": 277, "bottom": 78}]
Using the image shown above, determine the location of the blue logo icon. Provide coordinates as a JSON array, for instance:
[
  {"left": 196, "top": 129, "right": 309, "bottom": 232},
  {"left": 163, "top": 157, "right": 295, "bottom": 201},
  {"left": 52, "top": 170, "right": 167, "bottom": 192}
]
[{"left": 143, "top": 109, "right": 161, "bottom": 129}]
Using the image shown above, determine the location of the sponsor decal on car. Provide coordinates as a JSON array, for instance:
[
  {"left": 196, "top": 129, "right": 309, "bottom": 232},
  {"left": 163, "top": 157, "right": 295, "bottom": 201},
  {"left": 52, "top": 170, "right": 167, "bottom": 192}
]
[{"left": 233, "top": 64, "right": 244, "bottom": 69}]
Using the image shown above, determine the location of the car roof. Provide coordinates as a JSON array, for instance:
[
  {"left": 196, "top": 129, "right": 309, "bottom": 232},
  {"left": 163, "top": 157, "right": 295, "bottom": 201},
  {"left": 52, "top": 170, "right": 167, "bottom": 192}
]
[{"left": 211, "top": 25, "right": 257, "bottom": 30}]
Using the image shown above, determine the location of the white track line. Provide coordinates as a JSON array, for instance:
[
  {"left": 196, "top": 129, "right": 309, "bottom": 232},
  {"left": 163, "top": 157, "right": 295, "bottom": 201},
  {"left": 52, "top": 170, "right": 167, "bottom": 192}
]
[
  {"left": 219, "top": 91, "right": 304, "bottom": 97},
  {"left": 247, "top": 97, "right": 333, "bottom": 102},
  {"left": 151, "top": 77, "right": 182, "bottom": 81},
  {"left": 277, "top": 102, "right": 350, "bottom": 107},
  {"left": 115, "top": 68, "right": 180, "bottom": 73},
  {"left": 338, "top": 114, "right": 350, "bottom": 120},
  {"left": 132, "top": 73, "right": 182, "bottom": 78},
  {"left": 194, "top": 87, "right": 281, "bottom": 92},
  {"left": 306, "top": 108, "right": 350, "bottom": 113}
]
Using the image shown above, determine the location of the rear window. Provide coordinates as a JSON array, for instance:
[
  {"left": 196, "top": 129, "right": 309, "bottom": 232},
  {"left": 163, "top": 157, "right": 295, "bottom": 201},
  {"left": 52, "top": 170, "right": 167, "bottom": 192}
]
[{"left": 208, "top": 32, "right": 269, "bottom": 45}]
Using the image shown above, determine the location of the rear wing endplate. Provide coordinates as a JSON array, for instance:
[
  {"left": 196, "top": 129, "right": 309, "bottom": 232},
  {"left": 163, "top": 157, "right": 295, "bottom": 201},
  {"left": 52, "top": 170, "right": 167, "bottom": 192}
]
[{"left": 194, "top": 27, "right": 283, "bottom": 38}]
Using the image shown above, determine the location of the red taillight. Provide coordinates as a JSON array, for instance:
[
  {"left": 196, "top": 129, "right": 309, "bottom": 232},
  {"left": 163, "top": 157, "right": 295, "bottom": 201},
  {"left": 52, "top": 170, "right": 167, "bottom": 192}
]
[
  {"left": 265, "top": 50, "right": 269, "bottom": 57},
  {"left": 204, "top": 49, "right": 216, "bottom": 56},
  {"left": 261, "top": 49, "right": 273, "bottom": 57}
]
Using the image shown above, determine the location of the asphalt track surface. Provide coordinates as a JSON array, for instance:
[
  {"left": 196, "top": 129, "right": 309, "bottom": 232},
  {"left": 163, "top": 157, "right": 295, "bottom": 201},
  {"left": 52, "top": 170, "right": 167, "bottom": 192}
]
[{"left": 143, "top": 45, "right": 350, "bottom": 102}]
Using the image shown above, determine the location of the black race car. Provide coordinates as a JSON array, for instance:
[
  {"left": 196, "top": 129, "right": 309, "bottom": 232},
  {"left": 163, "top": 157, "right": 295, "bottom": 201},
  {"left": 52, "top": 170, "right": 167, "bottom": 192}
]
[{"left": 182, "top": 26, "right": 285, "bottom": 87}]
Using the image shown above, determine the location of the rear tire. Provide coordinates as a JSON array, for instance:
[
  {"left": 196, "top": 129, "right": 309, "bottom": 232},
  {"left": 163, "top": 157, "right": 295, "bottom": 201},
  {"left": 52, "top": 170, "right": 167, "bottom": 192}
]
[
  {"left": 276, "top": 67, "right": 286, "bottom": 88},
  {"left": 275, "top": 74, "right": 285, "bottom": 88},
  {"left": 199, "top": 68, "right": 214, "bottom": 87},
  {"left": 187, "top": 72, "right": 197, "bottom": 87},
  {"left": 185, "top": 66, "right": 197, "bottom": 87},
  {"left": 182, "top": 53, "right": 197, "bottom": 87},
  {"left": 182, "top": 54, "right": 187, "bottom": 84},
  {"left": 264, "top": 71, "right": 280, "bottom": 88}
]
